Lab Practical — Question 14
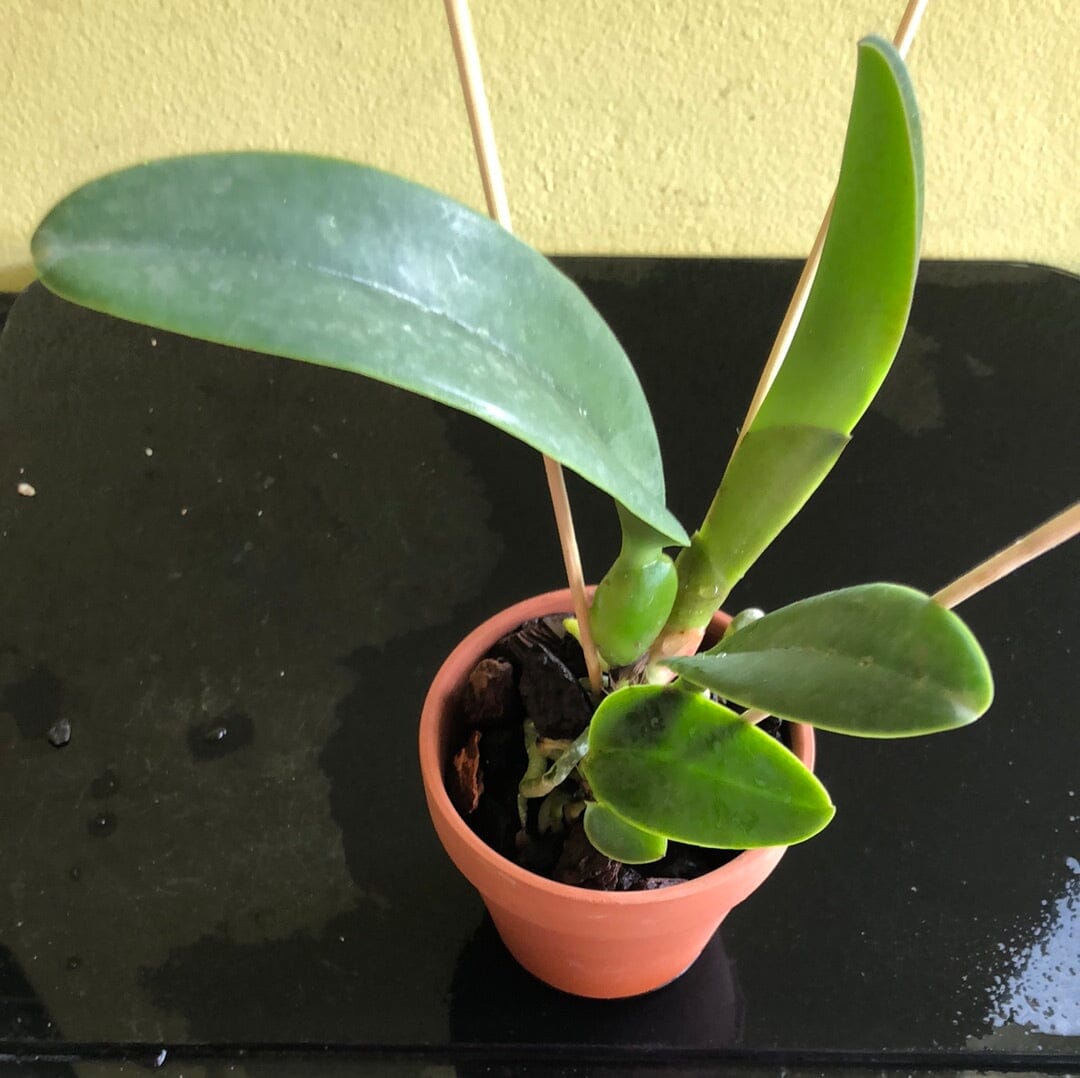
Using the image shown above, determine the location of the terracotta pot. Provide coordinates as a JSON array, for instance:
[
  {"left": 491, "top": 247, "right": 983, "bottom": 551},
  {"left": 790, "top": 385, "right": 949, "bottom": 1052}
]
[{"left": 419, "top": 588, "right": 816, "bottom": 999}]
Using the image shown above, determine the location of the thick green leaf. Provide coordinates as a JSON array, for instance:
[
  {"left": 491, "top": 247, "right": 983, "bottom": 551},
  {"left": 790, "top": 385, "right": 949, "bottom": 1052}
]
[
  {"left": 591, "top": 505, "right": 679, "bottom": 666},
  {"left": 31, "top": 153, "right": 687, "bottom": 544},
  {"left": 667, "top": 426, "right": 847, "bottom": 627},
  {"left": 668, "top": 584, "right": 994, "bottom": 737},
  {"left": 750, "top": 38, "right": 922, "bottom": 435},
  {"left": 583, "top": 803, "right": 668, "bottom": 864},
  {"left": 666, "top": 38, "right": 923, "bottom": 629},
  {"left": 582, "top": 686, "right": 834, "bottom": 848}
]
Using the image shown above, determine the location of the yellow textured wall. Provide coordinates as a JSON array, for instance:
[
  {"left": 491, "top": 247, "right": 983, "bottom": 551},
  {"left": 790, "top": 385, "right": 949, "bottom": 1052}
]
[{"left": 3, "top": 1, "right": 1077, "bottom": 291}]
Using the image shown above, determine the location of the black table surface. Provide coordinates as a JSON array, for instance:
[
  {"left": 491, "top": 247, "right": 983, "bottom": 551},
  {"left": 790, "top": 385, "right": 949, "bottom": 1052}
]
[{"left": 0, "top": 259, "right": 1077, "bottom": 1076}]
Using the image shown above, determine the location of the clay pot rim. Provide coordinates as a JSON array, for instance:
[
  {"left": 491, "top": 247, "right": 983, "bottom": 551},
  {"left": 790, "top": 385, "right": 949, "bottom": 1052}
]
[{"left": 419, "top": 587, "right": 815, "bottom": 907}]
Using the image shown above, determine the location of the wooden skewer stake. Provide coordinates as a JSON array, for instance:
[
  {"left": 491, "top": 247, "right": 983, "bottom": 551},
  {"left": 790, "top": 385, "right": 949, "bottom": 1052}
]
[
  {"left": 733, "top": 0, "right": 929, "bottom": 451},
  {"left": 742, "top": 501, "right": 1080, "bottom": 724},
  {"left": 443, "top": 0, "right": 604, "bottom": 692},
  {"left": 933, "top": 501, "right": 1080, "bottom": 610}
]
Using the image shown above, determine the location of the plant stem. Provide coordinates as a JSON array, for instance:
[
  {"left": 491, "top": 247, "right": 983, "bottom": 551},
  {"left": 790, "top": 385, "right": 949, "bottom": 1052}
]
[{"left": 443, "top": 0, "right": 603, "bottom": 692}]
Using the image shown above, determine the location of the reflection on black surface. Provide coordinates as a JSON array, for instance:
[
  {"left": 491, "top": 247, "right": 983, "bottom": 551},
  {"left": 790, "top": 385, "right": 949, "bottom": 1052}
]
[
  {"left": 0, "top": 947, "right": 75, "bottom": 1077},
  {"left": 0, "top": 261, "right": 1077, "bottom": 1063},
  {"left": 0, "top": 947, "right": 59, "bottom": 1043},
  {"left": 449, "top": 917, "right": 744, "bottom": 1051},
  {"left": 984, "top": 856, "right": 1080, "bottom": 1036},
  {"left": 0, "top": 663, "right": 64, "bottom": 742}
]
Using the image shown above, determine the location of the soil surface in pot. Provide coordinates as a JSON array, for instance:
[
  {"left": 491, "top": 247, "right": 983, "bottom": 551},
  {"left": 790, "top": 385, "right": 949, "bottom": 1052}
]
[{"left": 447, "top": 615, "right": 787, "bottom": 892}]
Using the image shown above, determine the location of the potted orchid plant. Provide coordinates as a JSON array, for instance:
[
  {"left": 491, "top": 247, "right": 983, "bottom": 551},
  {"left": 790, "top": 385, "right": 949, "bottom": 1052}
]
[{"left": 25, "top": 14, "right": 1076, "bottom": 996}]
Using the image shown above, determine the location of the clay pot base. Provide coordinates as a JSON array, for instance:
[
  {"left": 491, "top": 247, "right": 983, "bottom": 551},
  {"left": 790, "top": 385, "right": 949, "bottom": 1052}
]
[{"left": 419, "top": 589, "right": 815, "bottom": 999}]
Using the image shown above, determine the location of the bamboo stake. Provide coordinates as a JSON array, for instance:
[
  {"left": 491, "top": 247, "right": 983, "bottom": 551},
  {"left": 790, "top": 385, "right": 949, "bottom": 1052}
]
[
  {"left": 733, "top": 0, "right": 929, "bottom": 451},
  {"left": 443, "top": 0, "right": 604, "bottom": 692},
  {"left": 742, "top": 501, "right": 1080, "bottom": 724},
  {"left": 893, "top": 0, "right": 929, "bottom": 58},
  {"left": 443, "top": 0, "right": 513, "bottom": 230},
  {"left": 933, "top": 501, "right": 1080, "bottom": 610}
]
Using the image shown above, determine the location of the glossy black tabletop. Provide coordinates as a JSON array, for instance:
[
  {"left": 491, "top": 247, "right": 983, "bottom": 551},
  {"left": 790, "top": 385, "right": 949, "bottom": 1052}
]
[{"left": 0, "top": 260, "right": 1077, "bottom": 1075}]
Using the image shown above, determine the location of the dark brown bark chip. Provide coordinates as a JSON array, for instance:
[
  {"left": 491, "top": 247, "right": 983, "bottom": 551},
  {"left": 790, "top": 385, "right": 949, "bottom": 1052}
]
[
  {"left": 450, "top": 612, "right": 792, "bottom": 891},
  {"left": 492, "top": 618, "right": 593, "bottom": 738},
  {"left": 461, "top": 658, "right": 517, "bottom": 728},
  {"left": 494, "top": 616, "right": 587, "bottom": 679},
  {"left": 617, "top": 865, "right": 688, "bottom": 892},
  {"left": 477, "top": 724, "right": 526, "bottom": 803},
  {"left": 516, "top": 831, "right": 563, "bottom": 878},
  {"left": 465, "top": 725, "right": 526, "bottom": 863},
  {"left": 449, "top": 729, "right": 484, "bottom": 815},
  {"left": 632, "top": 877, "right": 686, "bottom": 891},
  {"left": 650, "top": 841, "right": 738, "bottom": 879},
  {"left": 758, "top": 714, "right": 784, "bottom": 742},
  {"left": 467, "top": 796, "right": 518, "bottom": 862},
  {"left": 517, "top": 650, "right": 592, "bottom": 740},
  {"left": 553, "top": 820, "right": 621, "bottom": 891}
]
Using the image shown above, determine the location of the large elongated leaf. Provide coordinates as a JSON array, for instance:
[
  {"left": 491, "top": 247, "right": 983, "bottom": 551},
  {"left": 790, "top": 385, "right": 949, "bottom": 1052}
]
[
  {"left": 582, "top": 685, "right": 834, "bottom": 848},
  {"left": 750, "top": 38, "right": 923, "bottom": 436},
  {"left": 32, "top": 154, "right": 687, "bottom": 544},
  {"left": 668, "top": 584, "right": 994, "bottom": 737},
  {"left": 666, "top": 38, "right": 923, "bottom": 628}
]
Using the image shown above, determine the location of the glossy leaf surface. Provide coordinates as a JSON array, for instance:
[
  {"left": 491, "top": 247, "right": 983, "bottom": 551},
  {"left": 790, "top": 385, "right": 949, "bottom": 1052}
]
[
  {"left": 750, "top": 37, "right": 923, "bottom": 436},
  {"left": 583, "top": 803, "right": 668, "bottom": 864},
  {"left": 668, "top": 584, "right": 994, "bottom": 737},
  {"left": 668, "top": 426, "right": 847, "bottom": 627},
  {"left": 582, "top": 686, "right": 834, "bottom": 848},
  {"left": 591, "top": 505, "right": 679, "bottom": 666},
  {"left": 667, "top": 37, "right": 923, "bottom": 627},
  {"left": 32, "top": 154, "right": 686, "bottom": 544}
]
